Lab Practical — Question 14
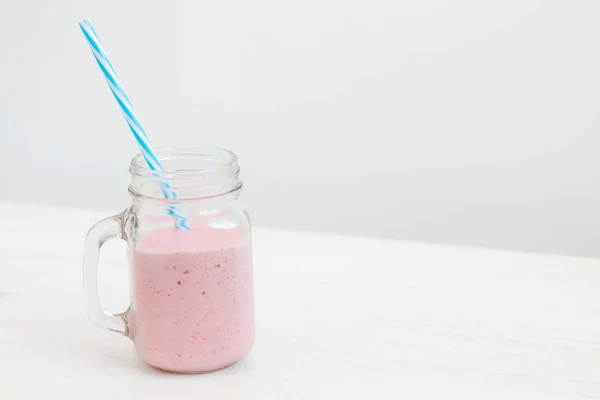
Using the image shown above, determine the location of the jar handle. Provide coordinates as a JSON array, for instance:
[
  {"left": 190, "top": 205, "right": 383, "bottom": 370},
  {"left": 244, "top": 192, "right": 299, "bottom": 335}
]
[{"left": 82, "top": 212, "right": 129, "bottom": 336}]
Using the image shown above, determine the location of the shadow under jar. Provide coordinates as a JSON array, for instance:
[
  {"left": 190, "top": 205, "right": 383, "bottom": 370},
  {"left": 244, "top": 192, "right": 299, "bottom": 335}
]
[{"left": 83, "top": 146, "right": 255, "bottom": 373}]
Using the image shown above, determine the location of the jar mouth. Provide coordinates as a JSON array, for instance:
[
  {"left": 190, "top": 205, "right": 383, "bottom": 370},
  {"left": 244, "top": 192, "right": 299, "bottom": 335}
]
[
  {"left": 129, "top": 145, "right": 242, "bottom": 200},
  {"left": 129, "top": 145, "right": 238, "bottom": 179}
]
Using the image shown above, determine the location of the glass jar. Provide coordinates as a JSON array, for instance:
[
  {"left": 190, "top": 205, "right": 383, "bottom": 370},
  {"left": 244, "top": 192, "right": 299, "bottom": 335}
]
[{"left": 83, "top": 146, "right": 255, "bottom": 373}]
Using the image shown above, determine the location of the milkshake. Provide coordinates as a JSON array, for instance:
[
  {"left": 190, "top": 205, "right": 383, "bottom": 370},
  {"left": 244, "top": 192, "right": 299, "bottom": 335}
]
[
  {"left": 128, "top": 225, "right": 255, "bottom": 373},
  {"left": 82, "top": 146, "right": 254, "bottom": 373}
]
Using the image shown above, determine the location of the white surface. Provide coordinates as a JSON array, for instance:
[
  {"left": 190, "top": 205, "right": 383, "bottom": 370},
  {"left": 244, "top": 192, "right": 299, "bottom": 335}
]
[
  {"left": 0, "top": 202, "right": 599, "bottom": 399},
  {"left": 2, "top": 1, "right": 600, "bottom": 257}
]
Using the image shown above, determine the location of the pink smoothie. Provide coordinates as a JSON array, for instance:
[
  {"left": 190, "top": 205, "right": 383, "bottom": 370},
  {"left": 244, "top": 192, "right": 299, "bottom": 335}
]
[{"left": 128, "top": 225, "right": 254, "bottom": 373}]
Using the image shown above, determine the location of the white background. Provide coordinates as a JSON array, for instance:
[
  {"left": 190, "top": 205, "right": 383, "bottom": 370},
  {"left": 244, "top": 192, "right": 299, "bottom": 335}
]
[{"left": 1, "top": 0, "right": 600, "bottom": 257}]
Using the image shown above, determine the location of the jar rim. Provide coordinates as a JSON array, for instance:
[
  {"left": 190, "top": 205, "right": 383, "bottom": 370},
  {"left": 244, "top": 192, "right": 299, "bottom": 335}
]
[
  {"left": 128, "top": 145, "right": 242, "bottom": 201},
  {"left": 129, "top": 145, "right": 238, "bottom": 179}
]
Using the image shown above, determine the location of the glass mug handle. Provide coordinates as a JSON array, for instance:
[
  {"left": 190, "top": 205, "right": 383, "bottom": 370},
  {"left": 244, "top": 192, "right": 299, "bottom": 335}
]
[{"left": 82, "top": 212, "right": 129, "bottom": 335}]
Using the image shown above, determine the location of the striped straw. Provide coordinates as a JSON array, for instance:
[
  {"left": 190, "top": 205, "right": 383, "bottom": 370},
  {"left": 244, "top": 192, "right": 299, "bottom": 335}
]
[{"left": 78, "top": 18, "right": 189, "bottom": 230}]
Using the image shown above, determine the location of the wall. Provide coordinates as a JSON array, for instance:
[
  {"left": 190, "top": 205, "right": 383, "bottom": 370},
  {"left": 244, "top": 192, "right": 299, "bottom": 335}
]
[{"left": 1, "top": 0, "right": 600, "bottom": 257}]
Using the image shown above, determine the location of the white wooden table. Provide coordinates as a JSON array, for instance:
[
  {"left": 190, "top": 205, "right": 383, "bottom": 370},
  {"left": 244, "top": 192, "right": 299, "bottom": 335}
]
[{"left": 0, "top": 203, "right": 599, "bottom": 399}]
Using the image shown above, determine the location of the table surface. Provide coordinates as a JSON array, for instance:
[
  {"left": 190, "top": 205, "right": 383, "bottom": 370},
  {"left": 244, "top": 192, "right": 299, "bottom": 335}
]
[{"left": 0, "top": 203, "right": 599, "bottom": 399}]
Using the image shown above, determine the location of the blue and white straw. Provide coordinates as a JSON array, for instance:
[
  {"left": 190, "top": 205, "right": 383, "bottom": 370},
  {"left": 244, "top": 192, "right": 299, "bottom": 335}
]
[{"left": 78, "top": 19, "right": 189, "bottom": 229}]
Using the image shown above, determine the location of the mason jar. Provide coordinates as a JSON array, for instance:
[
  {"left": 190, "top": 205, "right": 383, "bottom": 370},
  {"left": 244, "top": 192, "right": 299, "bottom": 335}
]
[{"left": 83, "top": 146, "right": 255, "bottom": 373}]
